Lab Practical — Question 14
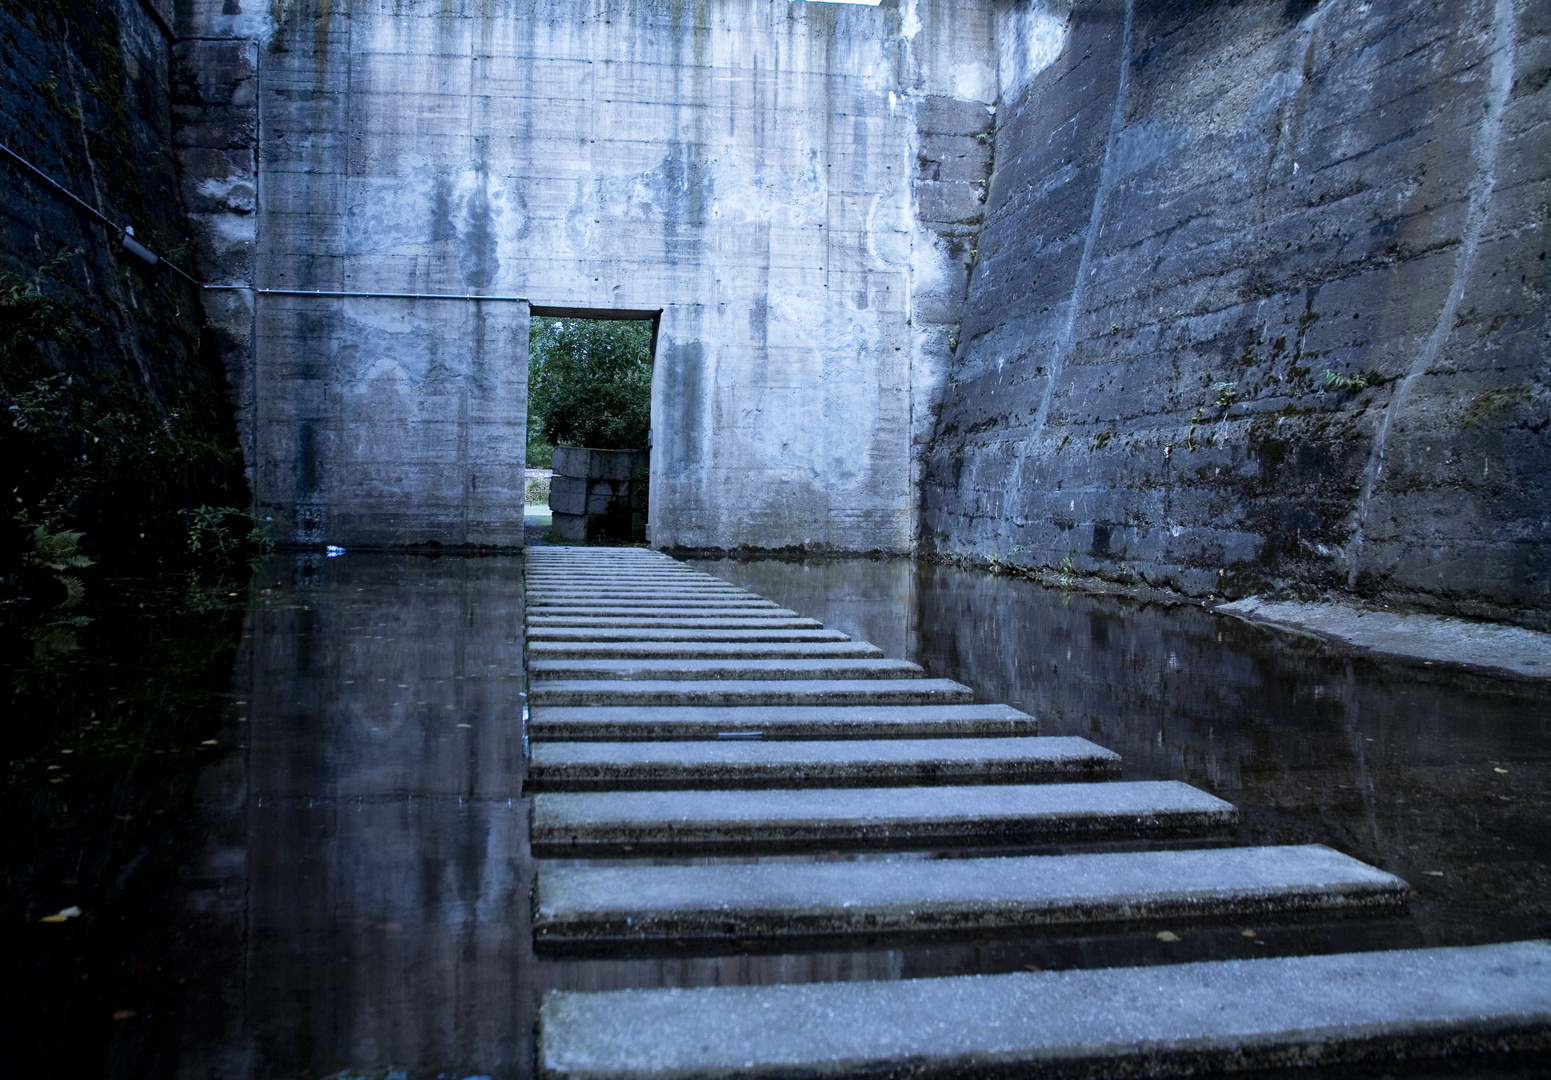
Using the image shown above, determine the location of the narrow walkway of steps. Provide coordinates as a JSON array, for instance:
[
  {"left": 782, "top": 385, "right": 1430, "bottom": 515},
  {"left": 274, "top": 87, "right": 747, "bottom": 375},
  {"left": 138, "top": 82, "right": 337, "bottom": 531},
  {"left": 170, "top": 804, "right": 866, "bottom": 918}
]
[{"left": 525, "top": 548, "right": 1551, "bottom": 1079}]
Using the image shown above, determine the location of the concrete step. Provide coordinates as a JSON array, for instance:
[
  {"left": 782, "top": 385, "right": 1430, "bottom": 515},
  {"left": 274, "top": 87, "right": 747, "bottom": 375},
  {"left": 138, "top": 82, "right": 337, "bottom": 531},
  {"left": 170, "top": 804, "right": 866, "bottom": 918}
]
[
  {"left": 528, "top": 658, "right": 926, "bottom": 682},
  {"left": 528, "top": 589, "right": 755, "bottom": 600},
  {"left": 530, "top": 606, "right": 800, "bottom": 620},
  {"left": 527, "top": 641, "right": 882, "bottom": 660},
  {"left": 527, "top": 678, "right": 975, "bottom": 708},
  {"left": 525, "top": 628, "right": 854, "bottom": 644},
  {"left": 526, "top": 736, "right": 1118, "bottom": 790},
  {"left": 527, "top": 616, "right": 826, "bottom": 630},
  {"left": 536, "top": 940, "right": 1551, "bottom": 1080},
  {"left": 528, "top": 703, "right": 1038, "bottom": 741},
  {"left": 529, "top": 597, "right": 778, "bottom": 609},
  {"left": 529, "top": 780, "right": 1235, "bottom": 854},
  {"left": 531, "top": 844, "right": 1406, "bottom": 945}
]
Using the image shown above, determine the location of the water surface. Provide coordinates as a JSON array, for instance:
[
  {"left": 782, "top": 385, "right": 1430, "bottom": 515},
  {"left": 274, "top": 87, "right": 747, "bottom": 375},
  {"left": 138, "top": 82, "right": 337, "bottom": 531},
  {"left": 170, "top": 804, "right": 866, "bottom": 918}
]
[{"left": 4, "top": 552, "right": 1547, "bottom": 1079}]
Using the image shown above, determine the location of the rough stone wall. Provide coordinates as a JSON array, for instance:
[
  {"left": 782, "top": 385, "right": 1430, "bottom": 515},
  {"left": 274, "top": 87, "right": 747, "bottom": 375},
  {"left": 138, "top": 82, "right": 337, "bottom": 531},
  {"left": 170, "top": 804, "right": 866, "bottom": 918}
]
[
  {"left": 174, "top": 0, "right": 997, "bottom": 551},
  {"left": 0, "top": 0, "right": 245, "bottom": 564},
  {"left": 923, "top": 0, "right": 1550, "bottom": 626}
]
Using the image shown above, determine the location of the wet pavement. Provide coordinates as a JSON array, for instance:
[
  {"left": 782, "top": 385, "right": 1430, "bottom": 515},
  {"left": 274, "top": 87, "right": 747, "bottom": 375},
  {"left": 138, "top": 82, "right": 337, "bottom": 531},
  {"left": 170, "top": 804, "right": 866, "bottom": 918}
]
[{"left": 4, "top": 552, "right": 1549, "bottom": 1079}]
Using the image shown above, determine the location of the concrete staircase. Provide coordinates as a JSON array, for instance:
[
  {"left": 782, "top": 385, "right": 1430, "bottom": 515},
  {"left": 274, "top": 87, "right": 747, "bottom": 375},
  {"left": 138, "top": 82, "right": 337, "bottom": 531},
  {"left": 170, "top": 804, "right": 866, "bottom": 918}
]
[{"left": 525, "top": 548, "right": 1551, "bottom": 1079}]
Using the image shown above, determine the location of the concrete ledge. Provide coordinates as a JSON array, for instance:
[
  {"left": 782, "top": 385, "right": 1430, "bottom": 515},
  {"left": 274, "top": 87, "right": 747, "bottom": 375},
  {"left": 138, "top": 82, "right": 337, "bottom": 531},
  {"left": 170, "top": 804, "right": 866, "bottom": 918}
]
[
  {"left": 530, "top": 623, "right": 849, "bottom": 642},
  {"left": 525, "top": 736, "right": 1118, "bottom": 790},
  {"left": 532, "top": 845, "right": 1405, "bottom": 944},
  {"left": 527, "top": 641, "right": 882, "bottom": 659},
  {"left": 528, "top": 704, "right": 1038, "bottom": 741},
  {"left": 526, "top": 678, "right": 975, "bottom": 707},
  {"left": 530, "top": 607, "right": 796, "bottom": 619},
  {"left": 528, "top": 780, "right": 1236, "bottom": 854},
  {"left": 527, "top": 617, "right": 827, "bottom": 630},
  {"left": 528, "top": 658, "right": 925, "bottom": 682},
  {"left": 1216, "top": 597, "right": 1551, "bottom": 680},
  {"left": 537, "top": 941, "right": 1551, "bottom": 1080}
]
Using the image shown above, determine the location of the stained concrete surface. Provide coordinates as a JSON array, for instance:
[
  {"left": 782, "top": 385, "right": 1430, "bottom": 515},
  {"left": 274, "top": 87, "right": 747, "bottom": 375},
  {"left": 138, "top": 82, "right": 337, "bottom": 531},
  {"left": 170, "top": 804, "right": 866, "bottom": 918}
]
[
  {"left": 526, "top": 735, "right": 1118, "bottom": 790},
  {"left": 532, "top": 845, "right": 1406, "bottom": 945},
  {"left": 527, "top": 703, "right": 1039, "bottom": 741},
  {"left": 529, "top": 780, "right": 1237, "bottom": 854},
  {"left": 528, "top": 677, "right": 977, "bottom": 707},
  {"left": 538, "top": 941, "right": 1551, "bottom": 1080},
  {"left": 1217, "top": 598, "right": 1551, "bottom": 680}
]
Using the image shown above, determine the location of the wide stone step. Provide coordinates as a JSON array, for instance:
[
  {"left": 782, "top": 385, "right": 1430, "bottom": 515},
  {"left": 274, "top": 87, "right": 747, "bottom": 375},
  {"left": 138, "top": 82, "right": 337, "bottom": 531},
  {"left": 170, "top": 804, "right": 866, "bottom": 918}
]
[
  {"left": 526, "top": 736, "right": 1118, "bottom": 790},
  {"left": 527, "top": 640, "right": 883, "bottom": 660},
  {"left": 531, "top": 844, "right": 1407, "bottom": 945},
  {"left": 528, "top": 780, "right": 1235, "bottom": 854},
  {"left": 527, "top": 616, "right": 826, "bottom": 630},
  {"left": 527, "top": 678, "right": 974, "bottom": 708},
  {"left": 528, "top": 658, "right": 926, "bottom": 682},
  {"left": 525, "top": 628, "right": 854, "bottom": 644},
  {"left": 528, "top": 703, "right": 1038, "bottom": 741},
  {"left": 526, "top": 584, "right": 754, "bottom": 595},
  {"left": 529, "top": 597, "right": 778, "bottom": 609},
  {"left": 530, "top": 606, "right": 800, "bottom": 620},
  {"left": 536, "top": 940, "right": 1551, "bottom": 1080}
]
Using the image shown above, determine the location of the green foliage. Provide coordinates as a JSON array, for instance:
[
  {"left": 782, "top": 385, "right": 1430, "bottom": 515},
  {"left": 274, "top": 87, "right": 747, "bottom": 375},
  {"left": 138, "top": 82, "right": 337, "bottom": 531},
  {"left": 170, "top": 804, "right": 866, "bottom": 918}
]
[
  {"left": 0, "top": 254, "right": 248, "bottom": 574},
  {"left": 1211, "top": 381, "right": 1238, "bottom": 409},
  {"left": 1324, "top": 369, "right": 1375, "bottom": 392},
  {"left": 524, "top": 476, "right": 551, "bottom": 506},
  {"left": 528, "top": 318, "right": 654, "bottom": 452},
  {"left": 187, "top": 505, "right": 275, "bottom": 563}
]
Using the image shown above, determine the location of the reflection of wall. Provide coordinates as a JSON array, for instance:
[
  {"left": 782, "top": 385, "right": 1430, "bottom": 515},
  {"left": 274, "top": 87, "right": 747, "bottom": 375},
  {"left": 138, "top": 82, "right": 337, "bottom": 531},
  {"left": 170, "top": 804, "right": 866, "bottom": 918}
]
[
  {"left": 691, "top": 556, "right": 917, "bottom": 661},
  {"left": 181, "top": 555, "right": 529, "bottom": 1078},
  {"left": 924, "top": 0, "right": 1550, "bottom": 626},
  {"left": 703, "top": 555, "right": 1551, "bottom": 950},
  {"left": 176, "top": 0, "right": 998, "bottom": 553}
]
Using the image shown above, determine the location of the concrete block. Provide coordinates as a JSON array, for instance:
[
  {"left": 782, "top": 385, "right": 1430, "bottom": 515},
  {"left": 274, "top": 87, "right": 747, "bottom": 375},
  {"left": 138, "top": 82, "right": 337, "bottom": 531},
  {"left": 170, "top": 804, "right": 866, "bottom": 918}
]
[
  {"left": 528, "top": 780, "right": 1236, "bottom": 854},
  {"left": 526, "top": 658, "right": 925, "bottom": 682},
  {"left": 537, "top": 941, "right": 1551, "bottom": 1080},
  {"left": 526, "top": 678, "right": 976, "bottom": 708},
  {"left": 549, "top": 513, "right": 590, "bottom": 542},
  {"left": 526, "top": 735, "right": 1116, "bottom": 791},
  {"left": 531, "top": 845, "right": 1405, "bottom": 944},
  {"left": 527, "top": 704, "right": 1037, "bottom": 741}
]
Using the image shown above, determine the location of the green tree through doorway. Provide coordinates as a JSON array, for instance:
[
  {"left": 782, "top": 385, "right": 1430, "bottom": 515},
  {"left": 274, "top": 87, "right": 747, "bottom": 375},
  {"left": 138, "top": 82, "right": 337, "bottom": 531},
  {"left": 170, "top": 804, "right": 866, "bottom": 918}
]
[{"left": 526, "top": 317, "right": 653, "bottom": 468}]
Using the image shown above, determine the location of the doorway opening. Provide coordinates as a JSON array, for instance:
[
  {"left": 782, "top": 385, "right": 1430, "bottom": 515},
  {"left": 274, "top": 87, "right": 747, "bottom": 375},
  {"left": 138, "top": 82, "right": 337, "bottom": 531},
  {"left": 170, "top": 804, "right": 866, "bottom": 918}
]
[{"left": 525, "top": 307, "right": 660, "bottom": 544}]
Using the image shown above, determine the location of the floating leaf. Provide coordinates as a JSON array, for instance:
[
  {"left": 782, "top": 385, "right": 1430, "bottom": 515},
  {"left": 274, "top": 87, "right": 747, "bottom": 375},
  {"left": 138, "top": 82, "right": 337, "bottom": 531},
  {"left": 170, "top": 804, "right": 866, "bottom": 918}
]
[{"left": 1155, "top": 930, "right": 1180, "bottom": 943}]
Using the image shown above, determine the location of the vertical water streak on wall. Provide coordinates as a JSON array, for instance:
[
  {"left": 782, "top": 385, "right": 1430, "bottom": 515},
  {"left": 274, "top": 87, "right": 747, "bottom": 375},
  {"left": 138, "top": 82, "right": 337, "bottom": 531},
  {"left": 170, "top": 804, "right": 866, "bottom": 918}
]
[
  {"left": 1343, "top": 0, "right": 1518, "bottom": 589},
  {"left": 999, "top": 0, "right": 1132, "bottom": 524}
]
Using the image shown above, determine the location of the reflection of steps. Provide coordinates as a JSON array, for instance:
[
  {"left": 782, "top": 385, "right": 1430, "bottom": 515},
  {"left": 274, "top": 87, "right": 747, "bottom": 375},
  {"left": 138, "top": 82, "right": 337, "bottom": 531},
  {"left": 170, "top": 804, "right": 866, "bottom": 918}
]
[{"left": 525, "top": 548, "right": 1549, "bottom": 1078}]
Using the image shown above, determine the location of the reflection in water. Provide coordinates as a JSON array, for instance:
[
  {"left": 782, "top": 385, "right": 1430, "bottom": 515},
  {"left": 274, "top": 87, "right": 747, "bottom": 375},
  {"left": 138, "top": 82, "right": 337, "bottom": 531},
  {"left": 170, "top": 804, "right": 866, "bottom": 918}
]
[
  {"left": 6, "top": 553, "right": 1548, "bottom": 1079},
  {"left": 692, "top": 557, "right": 1551, "bottom": 953}
]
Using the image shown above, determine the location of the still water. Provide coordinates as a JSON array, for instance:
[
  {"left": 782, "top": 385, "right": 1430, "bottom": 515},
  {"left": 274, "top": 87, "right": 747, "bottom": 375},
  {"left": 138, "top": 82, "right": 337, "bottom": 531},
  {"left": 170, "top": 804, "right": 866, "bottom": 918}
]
[{"left": 4, "top": 552, "right": 1548, "bottom": 1079}]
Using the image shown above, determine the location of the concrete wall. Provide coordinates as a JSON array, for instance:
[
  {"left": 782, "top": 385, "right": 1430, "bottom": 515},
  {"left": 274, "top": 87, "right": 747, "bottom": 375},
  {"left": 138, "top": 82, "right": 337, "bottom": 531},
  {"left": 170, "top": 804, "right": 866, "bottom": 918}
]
[
  {"left": 922, "top": 0, "right": 1550, "bottom": 626},
  {"left": 175, "top": 0, "right": 998, "bottom": 551},
  {"left": 0, "top": 0, "right": 246, "bottom": 564}
]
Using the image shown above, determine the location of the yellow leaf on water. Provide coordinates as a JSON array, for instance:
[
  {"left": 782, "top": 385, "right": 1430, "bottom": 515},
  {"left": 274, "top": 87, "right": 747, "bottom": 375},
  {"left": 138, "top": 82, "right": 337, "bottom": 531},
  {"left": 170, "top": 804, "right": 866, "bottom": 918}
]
[
  {"left": 40, "top": 914, "right": 68, "bottom": 923},
  {"left": 1156, "top": 930, "right": 1180, "bottom": 943},
  {"left": 201, "top": 740, "right": 218, "bottom": 746},
  {"left": 1494, "top": 767, "right": 1509, "bottom": 774}
]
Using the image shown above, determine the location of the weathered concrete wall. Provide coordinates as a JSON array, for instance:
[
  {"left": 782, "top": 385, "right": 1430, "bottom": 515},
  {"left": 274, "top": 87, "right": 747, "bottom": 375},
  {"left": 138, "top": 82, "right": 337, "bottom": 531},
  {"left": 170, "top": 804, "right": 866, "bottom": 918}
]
[
  {"left": 923, "top": 0, "right": 1550, "bottom": 626},
  {"left": 176, "top": 0, "right": 997, "bottom": 551}
]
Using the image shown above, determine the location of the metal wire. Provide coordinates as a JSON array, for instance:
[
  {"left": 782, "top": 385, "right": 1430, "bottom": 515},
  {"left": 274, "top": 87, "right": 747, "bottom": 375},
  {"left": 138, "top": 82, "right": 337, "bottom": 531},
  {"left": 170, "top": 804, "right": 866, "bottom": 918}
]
[{"left": 1, "top": 139, "right": 201, "bottom": 285}]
